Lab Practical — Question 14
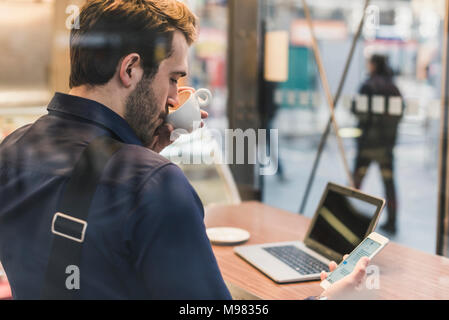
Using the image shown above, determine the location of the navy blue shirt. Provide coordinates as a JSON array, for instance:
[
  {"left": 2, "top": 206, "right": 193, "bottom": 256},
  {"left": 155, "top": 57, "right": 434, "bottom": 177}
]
[{"left": 0, "top": 93, "right": 231, "bottom": 300}]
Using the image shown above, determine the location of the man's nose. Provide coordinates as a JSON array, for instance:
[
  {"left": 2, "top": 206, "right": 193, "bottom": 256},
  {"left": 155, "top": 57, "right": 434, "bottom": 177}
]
[{"left": 167, "top": 95, "right": 179, "bottom": 107}]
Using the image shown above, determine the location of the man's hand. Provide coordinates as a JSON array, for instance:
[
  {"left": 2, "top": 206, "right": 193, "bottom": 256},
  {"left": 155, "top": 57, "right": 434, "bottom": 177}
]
[
  {"left": 319, "top": 255, "right": 371, "bottom": 300},
  {"left": 148, "top": 123, "right": 176, "bottom": 154},
  {"left": 0, "top": 262, "right": 6, "bottom": 283}
]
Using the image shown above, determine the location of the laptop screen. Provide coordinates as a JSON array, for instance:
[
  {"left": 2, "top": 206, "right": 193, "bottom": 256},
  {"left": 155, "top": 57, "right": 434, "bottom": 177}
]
[{"left": 307, "top": 188, "right": 380, "bottom": 259}]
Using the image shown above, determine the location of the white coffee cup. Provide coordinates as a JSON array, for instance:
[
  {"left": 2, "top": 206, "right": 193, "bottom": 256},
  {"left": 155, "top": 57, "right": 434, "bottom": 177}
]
[{"left": 166, "top": 88, "right": 212, "bottom": 133}]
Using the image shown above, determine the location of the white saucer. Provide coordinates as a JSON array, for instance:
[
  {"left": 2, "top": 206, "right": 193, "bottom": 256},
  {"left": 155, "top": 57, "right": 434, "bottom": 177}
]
[{"left": 206, "top": 227, "right": 250, "bottom": 245}]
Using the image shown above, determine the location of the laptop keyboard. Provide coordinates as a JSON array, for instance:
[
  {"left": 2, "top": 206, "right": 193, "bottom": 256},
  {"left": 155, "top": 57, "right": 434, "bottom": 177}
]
[{"left": 263, "top": 245, "right": 330, "bottom": 275}]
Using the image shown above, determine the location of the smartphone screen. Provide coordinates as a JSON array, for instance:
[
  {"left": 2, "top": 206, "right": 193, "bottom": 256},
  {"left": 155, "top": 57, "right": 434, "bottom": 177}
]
[{"left": 325, "top": 237, "right": 382, "bottom": 285}]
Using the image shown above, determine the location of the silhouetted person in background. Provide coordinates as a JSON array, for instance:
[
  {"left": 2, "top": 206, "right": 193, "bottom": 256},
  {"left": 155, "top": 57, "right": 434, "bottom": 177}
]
[
  {"left": 260, "top": 81, "right": 286, "bottom": 182},
  {"left": 352, "top": 54, "right": 403, "bottom": 233}
]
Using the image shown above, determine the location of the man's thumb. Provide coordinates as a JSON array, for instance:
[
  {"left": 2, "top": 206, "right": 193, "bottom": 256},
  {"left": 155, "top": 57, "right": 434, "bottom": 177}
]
[{"left": 352, "top": 257, "right": 370, "bottom": 283}]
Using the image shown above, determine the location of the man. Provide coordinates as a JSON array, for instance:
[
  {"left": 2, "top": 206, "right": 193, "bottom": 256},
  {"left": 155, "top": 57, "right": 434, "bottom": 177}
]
[
  {"left": 353, "top": 54, "right": 403, "bottom": 233},
  {"left": 0, "top": 0, "right": 369, "bottom": 299}
]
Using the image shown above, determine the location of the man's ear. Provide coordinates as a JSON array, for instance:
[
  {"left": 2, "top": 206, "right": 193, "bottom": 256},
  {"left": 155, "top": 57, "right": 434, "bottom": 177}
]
[{"left": 118, "top": 53, "right": 143, "bottom": 88}]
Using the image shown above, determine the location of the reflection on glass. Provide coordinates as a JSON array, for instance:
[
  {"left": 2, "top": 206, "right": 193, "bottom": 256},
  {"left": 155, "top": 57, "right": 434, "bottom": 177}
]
[
  {"left": 262, "top": 0, "right": 444, "bottom": 254},
  {"left": 309, "top": 189, "right": 378, "bottom": 257},
  {"left": 352, "top": 54, "right": 403, "bottom": 234}
]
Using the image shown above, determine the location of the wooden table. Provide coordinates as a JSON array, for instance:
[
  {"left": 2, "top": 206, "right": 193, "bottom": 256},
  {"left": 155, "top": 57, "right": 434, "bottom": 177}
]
[{"left": 205, "top": 202, "right": 449, "bottom": 300}]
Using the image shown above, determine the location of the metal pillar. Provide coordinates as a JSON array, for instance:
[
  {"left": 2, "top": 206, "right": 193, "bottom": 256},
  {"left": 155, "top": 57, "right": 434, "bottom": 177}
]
[
  {"left": 437, "top": 0, "right": 449, "bottom": 257},
  {"left": 227, "top": 0, "right": 262, "bottom": 201}
]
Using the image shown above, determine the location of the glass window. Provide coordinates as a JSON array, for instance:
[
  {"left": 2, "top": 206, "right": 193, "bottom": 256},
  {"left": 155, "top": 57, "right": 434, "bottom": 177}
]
[
  {"left": 161, "top": 0, "right": 237, "bottom": 206},
  {"left": 0, "top": 0, "right": 54, "bottom": 140},
  {"left": 2, "top": 0, "right": 448, "bottom": 255},
  {"left": 261, "top": 0, "right": 445, "bottom": 254}
]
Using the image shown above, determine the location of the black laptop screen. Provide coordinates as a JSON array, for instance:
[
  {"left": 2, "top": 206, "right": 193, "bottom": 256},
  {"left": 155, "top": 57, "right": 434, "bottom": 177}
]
[{"left": 307, "top": 189, "right": 379, "bottom": 258}]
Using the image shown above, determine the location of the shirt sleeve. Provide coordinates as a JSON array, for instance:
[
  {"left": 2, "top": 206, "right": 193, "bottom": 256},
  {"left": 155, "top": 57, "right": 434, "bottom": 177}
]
[{"left": 125, "top": 163, "right": 232, "bottom": 300}]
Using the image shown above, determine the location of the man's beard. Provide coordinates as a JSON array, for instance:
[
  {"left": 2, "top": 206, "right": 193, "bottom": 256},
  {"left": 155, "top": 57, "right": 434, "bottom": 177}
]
[{"left": 124, "top": 76, "right": 166, "bottom": 147}]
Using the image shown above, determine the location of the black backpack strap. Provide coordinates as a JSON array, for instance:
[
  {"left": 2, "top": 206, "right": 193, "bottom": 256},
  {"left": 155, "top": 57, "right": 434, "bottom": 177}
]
[{"left": 41, "top": 136, "right": 123, "bottom": 299}]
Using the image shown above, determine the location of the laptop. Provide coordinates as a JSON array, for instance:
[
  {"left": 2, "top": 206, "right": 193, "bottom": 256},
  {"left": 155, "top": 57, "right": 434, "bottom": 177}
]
[{"left": 234, "top": 182, "right": 385, "bottom": 283}]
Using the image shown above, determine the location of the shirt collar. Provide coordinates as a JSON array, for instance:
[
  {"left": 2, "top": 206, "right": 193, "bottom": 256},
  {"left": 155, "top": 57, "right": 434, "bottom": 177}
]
[{"left": 47, "top": 92, "right": 143, "bottom": 146}]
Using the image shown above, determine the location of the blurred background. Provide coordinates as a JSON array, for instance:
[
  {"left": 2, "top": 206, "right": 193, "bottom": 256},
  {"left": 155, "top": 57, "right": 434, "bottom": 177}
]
[{"left": 0, "top": 0, "right": 448, "bottom": 258}]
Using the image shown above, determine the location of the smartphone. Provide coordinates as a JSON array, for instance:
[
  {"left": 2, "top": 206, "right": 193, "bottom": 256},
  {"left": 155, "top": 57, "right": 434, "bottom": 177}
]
[{"left": 320, "top": 232, "right": 389, "bottom": 290}]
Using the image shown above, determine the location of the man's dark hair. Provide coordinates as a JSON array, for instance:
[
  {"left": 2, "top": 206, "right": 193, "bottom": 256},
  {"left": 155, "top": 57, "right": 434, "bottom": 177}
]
[
  {"left": 370, "top": 54, "right": 393, "bottom": 78},
  {"left": 69, "top": 0, "right": 198, "bottom": 88}
]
